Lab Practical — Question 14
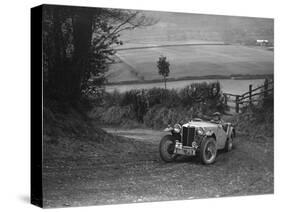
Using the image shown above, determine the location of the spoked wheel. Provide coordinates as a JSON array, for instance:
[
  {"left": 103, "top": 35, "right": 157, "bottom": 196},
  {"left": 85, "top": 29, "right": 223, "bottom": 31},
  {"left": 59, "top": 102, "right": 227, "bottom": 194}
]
[
  {"left": 200, "top": 137, "right": 217, "bottom": 164},
  {"left": 159, "top": 135, "right": 177, "bottom": 162}
]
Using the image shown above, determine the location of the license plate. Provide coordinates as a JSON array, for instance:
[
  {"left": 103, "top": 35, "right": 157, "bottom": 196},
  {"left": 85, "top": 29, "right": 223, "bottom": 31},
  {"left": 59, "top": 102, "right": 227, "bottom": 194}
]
[
  {"left": 183, "top": 148, "right": 195, "bottom": 155},
  {"left": 175, "top": 147, "right": 195, "bottom": 156}
]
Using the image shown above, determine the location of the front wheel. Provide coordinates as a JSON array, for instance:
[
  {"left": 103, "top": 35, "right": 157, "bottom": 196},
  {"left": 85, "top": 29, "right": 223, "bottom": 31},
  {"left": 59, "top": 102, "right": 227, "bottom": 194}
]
[
  {"left": 199, "top": 137, "right": 217, "bottom": 165},
  {"left": 159, "top": 135, "right": 177, "bottom": 162}
]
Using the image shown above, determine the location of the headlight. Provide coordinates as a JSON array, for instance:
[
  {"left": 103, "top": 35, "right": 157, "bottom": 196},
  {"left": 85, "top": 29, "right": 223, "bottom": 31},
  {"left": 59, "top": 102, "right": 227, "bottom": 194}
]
[
  {"left": 196, "top": 127, "right": 204, "bottom": 136},
  {"left": 173, "top": 124, "right": 182, "bottom": 133},
  {"left": 192, "top": 141, "right": 198, "bottom": 148}
]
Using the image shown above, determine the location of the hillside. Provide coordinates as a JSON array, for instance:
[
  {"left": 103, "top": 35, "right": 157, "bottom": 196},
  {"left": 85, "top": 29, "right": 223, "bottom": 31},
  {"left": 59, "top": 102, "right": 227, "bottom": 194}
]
[
  {"left": 107, "top": 44, "right": 273, "bottom": 83},
  {"left": 106, "top": 11, "right": 273, "bottom": 84},
  {"left": 119, "top": 11, "right": 274, "bottom": 46},
  {"left": 43, "top": 102, "right": 149, "bottom": 163}
]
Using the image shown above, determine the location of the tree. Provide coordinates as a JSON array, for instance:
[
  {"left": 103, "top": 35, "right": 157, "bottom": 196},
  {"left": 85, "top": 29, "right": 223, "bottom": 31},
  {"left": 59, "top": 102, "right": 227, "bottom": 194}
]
[
  {"left": 42, "top": 5, "right": 155, "bottom": 103},
  {"left": 157, "top": 56, "right": 170, "bottom": 89}
]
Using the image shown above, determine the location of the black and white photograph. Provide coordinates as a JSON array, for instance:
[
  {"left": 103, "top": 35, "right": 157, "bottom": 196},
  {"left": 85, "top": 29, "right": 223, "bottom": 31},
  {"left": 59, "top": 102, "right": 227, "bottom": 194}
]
[{"left": 31, "top": 3, "right": 274, "bottom": 208}]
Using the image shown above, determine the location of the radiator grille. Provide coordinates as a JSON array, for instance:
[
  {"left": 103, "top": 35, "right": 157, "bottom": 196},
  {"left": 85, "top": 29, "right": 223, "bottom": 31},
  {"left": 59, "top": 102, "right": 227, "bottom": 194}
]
[{"left": 182, "top": 127, "right": 195, "bottom": 146}]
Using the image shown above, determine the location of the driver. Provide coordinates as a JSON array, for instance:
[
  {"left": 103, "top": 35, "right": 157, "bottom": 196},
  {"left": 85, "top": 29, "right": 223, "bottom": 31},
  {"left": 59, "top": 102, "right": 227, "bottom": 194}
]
[{"left": 212, "top": 112, "right": 223, "bottom": 124}]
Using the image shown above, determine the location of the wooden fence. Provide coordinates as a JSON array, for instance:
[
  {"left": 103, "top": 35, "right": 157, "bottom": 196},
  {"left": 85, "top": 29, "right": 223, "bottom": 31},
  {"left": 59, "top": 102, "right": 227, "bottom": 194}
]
[{"left": 224, "top": 80, "right": 273, "bottom": 113}]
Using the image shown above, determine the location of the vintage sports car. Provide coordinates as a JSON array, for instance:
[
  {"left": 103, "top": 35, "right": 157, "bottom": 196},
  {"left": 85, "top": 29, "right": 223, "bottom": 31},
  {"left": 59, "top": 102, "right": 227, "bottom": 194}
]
[{"left": 159, "top": 113, "right": 236, "bottom": 165}]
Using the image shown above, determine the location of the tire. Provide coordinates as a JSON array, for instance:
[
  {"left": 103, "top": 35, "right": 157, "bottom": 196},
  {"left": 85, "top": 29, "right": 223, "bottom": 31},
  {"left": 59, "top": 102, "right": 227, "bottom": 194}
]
[
  {"left": 199, "top": 137, "right": 217, "bottom": 165},
  {"left": 224, "top": 132, "right": 234, "bottom": 152},
  {"left": 159, "top": 135, "right": 177, "bottom": 162}
]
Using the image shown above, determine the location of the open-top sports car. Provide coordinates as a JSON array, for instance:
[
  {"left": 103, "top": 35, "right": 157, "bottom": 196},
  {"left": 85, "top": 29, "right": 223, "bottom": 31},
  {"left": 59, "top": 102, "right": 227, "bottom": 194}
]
[{"left": 159, "top": 113, "right": 236, "bottom": 165}]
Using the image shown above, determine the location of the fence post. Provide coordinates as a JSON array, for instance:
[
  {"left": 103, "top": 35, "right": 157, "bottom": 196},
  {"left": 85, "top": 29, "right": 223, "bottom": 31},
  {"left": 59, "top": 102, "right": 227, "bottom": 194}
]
[
  {"left": 264, "top": 78, "right": 268, "bottom": 99},
  {"left": 249, "top": 84, "right": 252, "bottom": 106},
  {"left": 223, "top": 93, "right": 227, "bottom": 105},
  {"left": 236, "top": 95, "right": 240, "bottom": 113}
]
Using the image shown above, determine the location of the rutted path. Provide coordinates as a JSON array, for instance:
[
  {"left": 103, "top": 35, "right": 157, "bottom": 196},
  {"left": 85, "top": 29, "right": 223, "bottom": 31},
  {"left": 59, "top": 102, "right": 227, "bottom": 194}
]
[{"left": 43, "top": 127, "right": 273, "bottom": 208}]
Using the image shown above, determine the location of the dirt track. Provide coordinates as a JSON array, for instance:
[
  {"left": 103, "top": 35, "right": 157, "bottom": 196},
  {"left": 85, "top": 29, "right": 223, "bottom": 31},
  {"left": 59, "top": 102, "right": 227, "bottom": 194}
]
[{"left": 43, "top": 127, "right": 273, "bottom": 208}]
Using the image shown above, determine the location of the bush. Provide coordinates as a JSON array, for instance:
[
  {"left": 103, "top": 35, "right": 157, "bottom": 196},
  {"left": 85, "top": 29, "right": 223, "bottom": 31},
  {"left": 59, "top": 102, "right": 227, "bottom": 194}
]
[
  {"left": 146, "top": 88, "right": 166, "bottom": 107},
  {"left": 234, "top": 79, "right": 274, "bottom": 138},
  {"left": 143, "top": 105, "right": 192, "bottom": 129},
  {"left": 90, "top": 105, "right": 136, "bottom": 125},
  {"left": 232, "top": 106, "right": 273, "bottom": 138},
  {"left": 146, "top": 88, "right": 181, "bottom": 108},
  {"left": 103, "top": 89, "right": 123, "bottom": 107},
  {"left": 240, "top": 78, "right": 273, "bottom": 123},
  {"left": 179, "top": 81, "right": 227, "bottom": 113},
  {"left": 95, "top": 81, "right": 228, "bottom": 127},
  {"left": 120, "top": 89, "right": 149, "bottom": 122}
]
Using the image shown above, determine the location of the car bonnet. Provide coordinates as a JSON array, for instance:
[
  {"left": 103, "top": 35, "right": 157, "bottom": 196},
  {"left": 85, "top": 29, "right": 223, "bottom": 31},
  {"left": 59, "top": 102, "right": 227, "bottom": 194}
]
[{"left": 182, "top": 121, "right": 218, "bottom": 129}]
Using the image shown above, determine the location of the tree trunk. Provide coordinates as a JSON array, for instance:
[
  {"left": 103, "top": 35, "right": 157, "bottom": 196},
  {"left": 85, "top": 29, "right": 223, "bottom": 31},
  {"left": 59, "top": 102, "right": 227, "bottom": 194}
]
[
  {"left": 47, "top": 7, "right": 65, "bottom": 99},
  {"left": 45, "top": 7, "right": 93, "bottom": 103},
  {"left": 67, "top": 11, "right": 92, "bottom": 101}
]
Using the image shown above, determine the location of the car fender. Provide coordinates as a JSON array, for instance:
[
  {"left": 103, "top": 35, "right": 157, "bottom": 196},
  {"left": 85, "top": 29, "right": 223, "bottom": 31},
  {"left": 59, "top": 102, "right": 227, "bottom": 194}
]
[
  {"left": 205, "top": 131, "right": 217, "bottom": 143},
  {"left": 200, "top": 132, "right": 218, "bottom": 150},
  {"left": 163, "top": 127, "right": 173, "bottom": 132},
  {"left": 205, "top": 130, "right": 214, "bottom": 137}
]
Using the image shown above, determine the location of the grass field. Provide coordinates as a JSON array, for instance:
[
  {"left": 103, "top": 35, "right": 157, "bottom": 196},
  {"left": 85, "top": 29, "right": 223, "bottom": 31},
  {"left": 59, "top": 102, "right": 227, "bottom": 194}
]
[
  {"left": 107, "top": 44, "right": 273, "bottom": 83},
  {"left": 119, "top": 12, "right": 273, "bottom": 45}
]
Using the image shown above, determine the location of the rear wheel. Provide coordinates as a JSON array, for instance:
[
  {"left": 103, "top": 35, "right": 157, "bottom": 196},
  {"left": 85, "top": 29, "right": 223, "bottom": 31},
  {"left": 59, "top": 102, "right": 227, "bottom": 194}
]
[
  {"left": 224, "top": 132, "right": 234, "bottom": 152},
  {"left": 159, "top": 135, "right": 177, "bottom": 162},
  {"left": 199, "top": 137, "right": 217, "bottom": 165}
]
